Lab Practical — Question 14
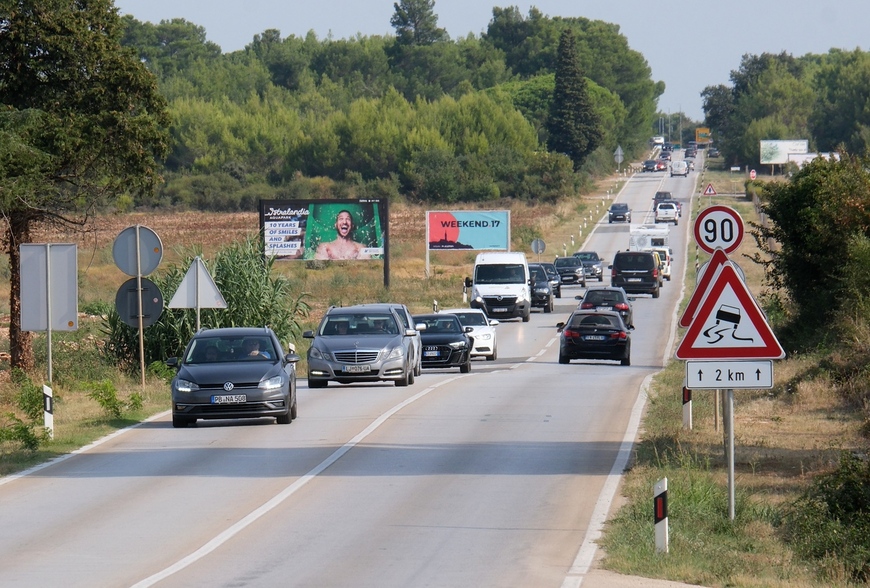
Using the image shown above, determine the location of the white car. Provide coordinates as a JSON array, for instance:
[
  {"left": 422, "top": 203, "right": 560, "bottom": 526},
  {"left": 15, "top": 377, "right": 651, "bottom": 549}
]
[
  {"left": 654, "top": 202, "right": 679, "bottom": 225},
  {"left": 649, "top": 247, "right": 672, "bottom": 281},
  {"left": 441, "top": 308, "right": 499, "bottom": 361}
]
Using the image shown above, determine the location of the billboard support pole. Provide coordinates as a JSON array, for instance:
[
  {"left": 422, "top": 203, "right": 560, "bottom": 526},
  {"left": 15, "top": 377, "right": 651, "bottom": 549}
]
[{"left": 383, "top": 198, "right": 390, "bottom": 289}]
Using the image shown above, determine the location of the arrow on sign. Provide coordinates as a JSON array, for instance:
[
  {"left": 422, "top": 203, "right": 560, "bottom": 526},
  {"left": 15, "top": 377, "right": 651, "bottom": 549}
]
[{"left": 675, "top": 263, "right": 784, "bottom": 360}]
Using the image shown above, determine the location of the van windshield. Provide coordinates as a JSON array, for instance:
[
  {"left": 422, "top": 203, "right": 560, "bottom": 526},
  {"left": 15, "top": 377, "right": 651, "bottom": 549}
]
[{"left": 475, "top": 263, "right": 525, "bottom": 284}]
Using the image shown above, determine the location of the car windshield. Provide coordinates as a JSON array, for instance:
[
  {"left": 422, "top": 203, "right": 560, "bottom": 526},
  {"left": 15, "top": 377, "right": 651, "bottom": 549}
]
[
  {"left": 569, "top": 314, "right": 620, "bottom": 329},
  {"left": 529, "top": 267, "right": 547, "bottom": 281},
  {"left": 417, "top": 316, "right": 462, "bottom": 333},
  {"left": 185, "top": 335, "right": 277, "bottom": 363},
  {"left": 555, "top": 258, "right": 579, "bottom": 268},
  {"left": 611, "top": 204, "right": 628, "bottom": 211},
  {"left": 583, "top": 291, "right": 624, "bottom": 305},
  {"left": 474, "top": 263, "right": 525, "bottom": 284},
  {"left": 321, "top": 313, "right": 399, "bottom": 335},
  {"left": 573, "top": 252, "right": 598, "bottom": 262},
  {"left": 450, "top": 312, "right": 487, "bottom": 327}
]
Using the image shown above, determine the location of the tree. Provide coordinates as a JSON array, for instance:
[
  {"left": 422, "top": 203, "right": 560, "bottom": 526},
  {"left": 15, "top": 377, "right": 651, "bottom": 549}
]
[
  {"left": 546, "top": 29, "right": 602, "bottom": 171},
  {"left": 0, "top": 0, "right": 170, "bottom": 369},
  {"left": 390, "top": 0, "right": 448, "bottom": 46}
]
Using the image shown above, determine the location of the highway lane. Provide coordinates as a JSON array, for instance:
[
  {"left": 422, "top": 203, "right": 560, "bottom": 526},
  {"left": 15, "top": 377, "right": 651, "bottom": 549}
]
[{"left": 0, "top": 161, "right": 700, "bottom": 587}]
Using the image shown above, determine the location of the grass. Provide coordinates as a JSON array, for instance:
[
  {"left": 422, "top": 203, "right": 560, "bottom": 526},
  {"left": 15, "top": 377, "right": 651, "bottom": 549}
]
[{"left": 1, "top": 161, "right": 867, "bottom": 586}]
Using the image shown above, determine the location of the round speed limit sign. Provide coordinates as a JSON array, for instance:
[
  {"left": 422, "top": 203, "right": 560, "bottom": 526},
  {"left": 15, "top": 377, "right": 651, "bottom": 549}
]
[{"left": 693, "top": 205, "right": 744, "bottom": 254}]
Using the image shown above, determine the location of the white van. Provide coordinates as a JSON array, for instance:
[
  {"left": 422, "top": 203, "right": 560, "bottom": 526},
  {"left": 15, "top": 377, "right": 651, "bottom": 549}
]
[
  {"left": 670, "top": 160, "right": 689, "bottom": 177},
  {"left": 467, "top": 252, "right": 532, "bottom": 322}
]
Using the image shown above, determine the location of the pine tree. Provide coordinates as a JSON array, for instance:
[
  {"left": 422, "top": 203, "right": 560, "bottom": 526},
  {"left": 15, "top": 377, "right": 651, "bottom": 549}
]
[
  {"left": 390, "top": 0, "right": 448, "bottom": 46},
  {"left": 546, "top": 29, "right": 603, "bottom": 171}
]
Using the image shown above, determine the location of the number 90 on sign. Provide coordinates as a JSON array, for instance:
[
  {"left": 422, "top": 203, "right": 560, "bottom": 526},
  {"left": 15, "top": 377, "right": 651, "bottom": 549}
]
[{"left": 693, "top": 205, "right": 744, "bottom": 254}]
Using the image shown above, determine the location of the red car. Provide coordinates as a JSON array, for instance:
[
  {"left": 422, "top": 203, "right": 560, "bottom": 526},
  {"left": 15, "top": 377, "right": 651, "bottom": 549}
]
[{"left": 655, "top": 159, "right": 668, "bottom": 172}]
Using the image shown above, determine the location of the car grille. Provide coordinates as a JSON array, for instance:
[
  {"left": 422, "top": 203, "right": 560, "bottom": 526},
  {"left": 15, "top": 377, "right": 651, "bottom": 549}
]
[
  {"left": 334, "top": 350, "right": 381, "bottom": 363},
  {"left": 482, "top": 296, "right": 517, "bottom": 305}
]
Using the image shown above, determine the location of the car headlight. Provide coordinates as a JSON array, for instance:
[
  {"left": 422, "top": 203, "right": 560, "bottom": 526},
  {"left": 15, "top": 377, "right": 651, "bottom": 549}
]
[
  {"left": 175, "top": 378, "right": 199, "bottom": 393},
  {"left": 517, "top": 289, "right": 529, "bottom": 302},
  {"left": 260, "top": 375, "right": 285, "bottom": 390},
  {"left": 386, "top": 346, "right": 405, "bottom": 360},
  {"left": 535, "top": 287, "right": 549, "bottom": 294},
  {"left": 475, "top": 332, "right": 492, "bottom": 341},
  {"left": 309, "top": 347, "right": 332, "bottom": 361},
  {"left": 449, "top": 341, "right": 467, "bottom": 349}
]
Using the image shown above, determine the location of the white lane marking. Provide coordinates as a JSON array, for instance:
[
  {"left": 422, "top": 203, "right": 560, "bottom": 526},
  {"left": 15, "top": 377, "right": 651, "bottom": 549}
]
[
  {"left": 561, "top": 373, "right": 652, "bottom": 587},
  {"left": 131, "top": 377, "right": 465, "bottom": 587}
]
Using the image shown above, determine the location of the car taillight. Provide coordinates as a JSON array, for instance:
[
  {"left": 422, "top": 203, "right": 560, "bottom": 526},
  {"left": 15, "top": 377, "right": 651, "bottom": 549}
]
[
  {"left": 564, "top": 329, "right": 580, "bottom": 338},
  {"left": 653, "top": 268, "right": 659, "bottom": 278},
  {"left": 611, "top": 268, "right": 617, "bottom": 279},
  {"left": 610, "top": 331, "right": 628, "bottom": 340},
  {"left": 580, "top": 303, "right": 594, "bottom": 309},
  {"left": 614, "top": 303, "right": 629, "bottom": 311}
]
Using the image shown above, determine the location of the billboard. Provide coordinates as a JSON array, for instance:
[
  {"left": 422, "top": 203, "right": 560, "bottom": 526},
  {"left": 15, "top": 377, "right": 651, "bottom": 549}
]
[
  {"left": 426, "top": 211, "right": 510, "bottom": 251},
  {"left": 260, "top": 199, "right": 386, "bottom": 260},
  {"left": 759, "top": 140, "right": 808, "bottom": 165},
  {"left": 695, "top": 127, "right": 711, "bottom": 144}
]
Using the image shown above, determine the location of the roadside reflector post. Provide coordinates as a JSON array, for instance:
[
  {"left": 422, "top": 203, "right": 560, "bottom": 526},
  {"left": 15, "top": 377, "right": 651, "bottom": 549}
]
[
  {"left": 654, "top": 478, "right": 669, "bottom": 553},
  {"left": 682, "top": 385, "right": 692, "bottom": 430},
  {"left": 43, "top": 385, "right": 54, "bottom": 439}
]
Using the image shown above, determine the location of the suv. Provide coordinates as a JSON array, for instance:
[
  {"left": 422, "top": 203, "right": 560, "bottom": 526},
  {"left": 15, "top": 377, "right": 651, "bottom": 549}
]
[
  {"left": 573, "top": 251, "right": 605, "bottom": 282},
  {"left": 653, "top": 191, "right": 672, "bottom": 204},
  {"left": 655, "top": 202, "right": 679, "bottom": 225},
  {"left": 528, "top": 264, "right": 555, "bottom": 313},
  {"left": 609, "top": 251, "right": 660, "bottom": 298},
  {"left": 303, "top": 305, "right": 420, "bottom": 387},
  {"left": 608, "top": 203, "right": 631, "bottom": 223}
]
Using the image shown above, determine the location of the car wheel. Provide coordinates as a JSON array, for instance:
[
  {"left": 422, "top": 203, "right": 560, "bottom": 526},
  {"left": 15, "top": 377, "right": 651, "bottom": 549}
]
[
  {"left": 580, "top": 279, "right": 587, "bottom": 288},
  {"left": 172, "top": 415, "right": 192, "bottom": 428},
  {"left": 652, "top": 286, "right": 660, "bottom": 299},
  {"left": 460, "top": 358, "right": 471, "bottom": 373},
  {"left": 556, "top": 287, "right": 561, "bottom": 299},
  {"left": 276, "top": 411, "right": 291, "bottom": 425},
  {"left": 674, "top": 219, "right": 678, "bottom": 226},
  {"left": 487, "top": 345, "right": 497, "bottom": 361},
  {"left": 396, "top": 365, "right": 410, "bottom": 387},
  {"left": 308, "top": 378, "right": 327, "bottom": 388},
  {"left": 621, "top": 344, "right": 631, "bottom": 366},
  {"left": 522, "top": 312, "right": 530, "bottom": 323},
  {"left": 290, "top": 394, "right": 298, "bottom": 419},
  {"left": 558, "top": 353, "right": 569, "bottom": 365},
  {"left": 544, "top": 297, "right": 553, "bottom": 313},
  {"left": 598, "top": 275, "right": 604, "bottom": 282},
  {"left": 408, "top": 365, "right": 415, "bottom": 385}
]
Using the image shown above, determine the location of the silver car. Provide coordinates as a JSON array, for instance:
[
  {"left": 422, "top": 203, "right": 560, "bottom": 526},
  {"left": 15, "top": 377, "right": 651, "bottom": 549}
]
[{"left": 303, "top": 305, "right": 420, "bottom": 387}]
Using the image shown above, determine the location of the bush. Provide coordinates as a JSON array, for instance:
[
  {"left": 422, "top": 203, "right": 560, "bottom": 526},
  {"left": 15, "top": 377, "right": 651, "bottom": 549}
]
[{"left": 781, "top": 451, "right": 870, "bottom": 582}]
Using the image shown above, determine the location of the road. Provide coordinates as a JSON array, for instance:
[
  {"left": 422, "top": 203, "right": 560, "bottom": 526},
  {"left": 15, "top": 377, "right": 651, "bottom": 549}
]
[{"left": 0, "top": 159, "right": 700, "bottom": 588}]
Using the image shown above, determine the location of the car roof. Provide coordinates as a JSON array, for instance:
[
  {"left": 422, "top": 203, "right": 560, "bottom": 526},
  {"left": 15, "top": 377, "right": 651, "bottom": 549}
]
[
  {"left": 194, "top": 327, "right": 275, "bottom": 338},
  {"left": 413, "top": 313, "right": 459, "bottom": 321},
  {"left": 441, "top": 308, "right": 485, "bottom": 314},
  {"left": 610, "top": 202, "right": 629, "bottom": 208},
  {"left": 326, "top": 305, "right": 400, "bottom": 317}
]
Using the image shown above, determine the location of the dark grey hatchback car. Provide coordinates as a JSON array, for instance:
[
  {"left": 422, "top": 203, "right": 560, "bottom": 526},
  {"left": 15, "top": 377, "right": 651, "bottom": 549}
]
[{"left": 167, "top": 327, "right": 301, "bottom": 428}]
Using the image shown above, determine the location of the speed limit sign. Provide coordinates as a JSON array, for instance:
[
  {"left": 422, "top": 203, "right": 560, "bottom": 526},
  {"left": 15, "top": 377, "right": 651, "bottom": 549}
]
[{"left": 693, "top": 205, "right": 744, "bottom": 254}]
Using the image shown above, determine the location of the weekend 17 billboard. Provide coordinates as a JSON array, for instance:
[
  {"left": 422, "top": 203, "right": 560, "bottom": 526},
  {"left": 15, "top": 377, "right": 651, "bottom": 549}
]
[
  {"left": 260, "top": 199, "right": 386, "bottom": 260},
  {"left": 427, "top": 211, "right": 510, "bottom": 251}
]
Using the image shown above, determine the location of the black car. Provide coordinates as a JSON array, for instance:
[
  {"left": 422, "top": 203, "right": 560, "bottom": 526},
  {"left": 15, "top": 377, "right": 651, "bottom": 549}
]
[
  {"left": 413, "top": 313, "right": 473, "bottom": 373},
  {"left": 610, "top": 251, "right": 660, "bottom": 298},
  {"left": 572, "top": 251, "right": 605, "bottom": 282},
  {"left": 528, "top": 264, "right": 555, "bottom": 313},
  {"left": 608, "top": 203, "right": 631, "bottom": 223},
  {"left": 558, "top": 310, "right": 632, "bottom": 365},
  {"left": 167, "top": 327, "right": 301, "bottom": 428},
  {"left": 653, "top": 191, "right": 672, "bottom": 204},
  {"left": 576, "top": 286, "right": 634, "bottom": 327},
  {"left": 642, "top": 159, "right": 657, "bottom": 172},
  {"left": 554, "top": 256, "right": 587, "bottom": 286},
  {"left": 536, "top": 261, "right": 562, "bottom": 298}
]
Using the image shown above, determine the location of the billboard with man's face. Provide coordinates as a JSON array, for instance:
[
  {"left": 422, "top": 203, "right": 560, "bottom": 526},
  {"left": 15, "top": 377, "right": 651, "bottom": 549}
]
[{"left": 259, "top": 199, "right": 386, "bottom": 261}]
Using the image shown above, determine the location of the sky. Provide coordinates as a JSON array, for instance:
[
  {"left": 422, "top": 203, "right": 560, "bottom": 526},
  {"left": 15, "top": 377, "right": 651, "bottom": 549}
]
[{"left": 114, "top": 0, "right": 869, "bottom": 121}]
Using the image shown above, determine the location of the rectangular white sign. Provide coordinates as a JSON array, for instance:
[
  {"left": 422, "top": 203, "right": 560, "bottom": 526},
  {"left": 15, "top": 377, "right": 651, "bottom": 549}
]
[
  {"left": 759, "top": 140, "right": 808, "bottom": 164},
  {"left": 686, "top": 360, "right": 773, "bottom": 389}
]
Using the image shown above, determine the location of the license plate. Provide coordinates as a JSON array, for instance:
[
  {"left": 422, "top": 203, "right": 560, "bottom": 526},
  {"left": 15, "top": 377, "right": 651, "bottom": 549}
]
[
  {"left": 343, "top": 364, "right": 371, "bottom": 373},
  {"left": 596, "top": 306, "right": 612, "bottom": 311},
  {"left": 212, "top": 394, "right": 246, "bottom": 404},
  {"left": 424, "top": 350, "right": 440, "bottom": 357},
  {"left": 627, "top": 278, "right": 642, "bottom": 282},
  {"left": 584, "top": 335, "right": 606, "bottom": 341},
  {"left": 491, "top": 307, "right": 507, "bottom": 312}
]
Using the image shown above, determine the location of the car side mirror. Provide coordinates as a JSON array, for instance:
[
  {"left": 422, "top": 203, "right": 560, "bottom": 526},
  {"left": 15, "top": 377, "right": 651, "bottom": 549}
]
[
  {"left": 284, "top": 352, "right": 302, "bottom": 364},
  {"left": 464, "top": 326, "right": 474, "bottom": 334},
  {"left": 165, "top": 357, "right": 179, "bottom": 369},
  {"left": 302, "top": 330, "right": 315, "bottom": 339},
  {"left": 574, "top": 295, "right": 583, "bottom": 300},
  {"left": 464, "top": 277, "right": 473, "bottom": 288}
]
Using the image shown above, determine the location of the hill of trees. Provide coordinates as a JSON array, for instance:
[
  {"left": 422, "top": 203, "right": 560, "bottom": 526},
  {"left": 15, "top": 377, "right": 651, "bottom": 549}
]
[{"left": 119, "top": 3, "right": 664, "bottom": 210}]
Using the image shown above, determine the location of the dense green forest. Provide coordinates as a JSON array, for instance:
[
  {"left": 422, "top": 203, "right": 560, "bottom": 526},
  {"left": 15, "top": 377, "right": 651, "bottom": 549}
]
[
  {"left": 702, "top": 49, "right": 870, "bottom": 167},
  {"left": 118, "top": 4, "right": 665, "bottom": 210}
]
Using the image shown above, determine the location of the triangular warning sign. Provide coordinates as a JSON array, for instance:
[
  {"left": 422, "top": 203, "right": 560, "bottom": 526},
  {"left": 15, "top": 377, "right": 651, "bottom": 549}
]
[
  {"left": 679, "top": 248, "right": 730, "bottom": 327},
  {"left": 703, "top": 183, "right": 717, "bottom": 196},
  {"left": 168, "top": 257, "right": 228, "bottom": 309},
  {"left": 675, "top": 263, "right": 784, "bottom": 360}
]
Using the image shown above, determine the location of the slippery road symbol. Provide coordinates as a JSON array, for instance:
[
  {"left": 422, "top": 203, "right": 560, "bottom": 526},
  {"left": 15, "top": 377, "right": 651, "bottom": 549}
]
[{"left": 702, "top": 304, "right": 755, "bottom": 344}]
